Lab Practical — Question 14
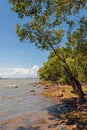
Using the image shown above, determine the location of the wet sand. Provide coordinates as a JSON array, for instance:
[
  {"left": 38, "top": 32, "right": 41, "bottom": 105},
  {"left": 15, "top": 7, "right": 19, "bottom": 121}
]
[{"left": 0, "top": 110, "right": 58, "bottom": 130}]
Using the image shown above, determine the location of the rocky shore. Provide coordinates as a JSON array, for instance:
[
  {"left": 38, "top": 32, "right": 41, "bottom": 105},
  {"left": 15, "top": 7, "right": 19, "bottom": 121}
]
[{"left": 0, "top": 82, "right": 87, "bottom": 130}]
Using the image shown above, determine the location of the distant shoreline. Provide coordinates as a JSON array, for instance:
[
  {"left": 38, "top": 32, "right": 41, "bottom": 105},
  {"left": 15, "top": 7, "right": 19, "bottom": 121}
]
[{"left": 0, "top": 77, "right": 39, "bottom": 80}]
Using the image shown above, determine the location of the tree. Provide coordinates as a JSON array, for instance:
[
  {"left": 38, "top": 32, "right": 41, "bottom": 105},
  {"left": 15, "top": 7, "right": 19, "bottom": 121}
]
[
  {"left": 39, "top": 51, "right": 64, "bottom": 82},
  {"left": 39, "top": 47, "right": 87, "bottom": 84},
  {"left": 9, "top": 0, "right": 87, "bottom": 102}
]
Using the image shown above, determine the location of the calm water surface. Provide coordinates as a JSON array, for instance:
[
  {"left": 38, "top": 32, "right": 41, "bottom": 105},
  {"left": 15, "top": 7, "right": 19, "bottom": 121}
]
[{"left": 0, "top": 79, "right": 56, "bottom": 123}]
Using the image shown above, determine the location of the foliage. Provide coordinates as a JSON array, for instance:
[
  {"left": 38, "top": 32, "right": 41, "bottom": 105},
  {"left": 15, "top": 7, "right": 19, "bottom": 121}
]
[
  {"left": 9, "top": 0, "right": 87, "bottom": 49},
  {"left": 39, "top": 48, "right": 87, "bottom": 84},
  {"left": 39, "top": 51, "right": 64, "bottom": 82}
]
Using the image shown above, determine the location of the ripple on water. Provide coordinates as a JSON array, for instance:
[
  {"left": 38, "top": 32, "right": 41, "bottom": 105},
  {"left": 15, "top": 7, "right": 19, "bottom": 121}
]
[{"left": 0, "top": 79, "right": 56, "bottom": 123}]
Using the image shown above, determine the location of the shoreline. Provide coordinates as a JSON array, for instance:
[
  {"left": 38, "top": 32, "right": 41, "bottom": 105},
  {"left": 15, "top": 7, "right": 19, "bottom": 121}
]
[{"left": 0, "top": 82, "right": 87, "bottom": 130}]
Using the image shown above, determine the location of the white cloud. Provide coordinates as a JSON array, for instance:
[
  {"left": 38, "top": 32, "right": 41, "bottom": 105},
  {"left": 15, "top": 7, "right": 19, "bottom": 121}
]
[{"left": 0, "top": 65, "right": 39, "bottom": 78}]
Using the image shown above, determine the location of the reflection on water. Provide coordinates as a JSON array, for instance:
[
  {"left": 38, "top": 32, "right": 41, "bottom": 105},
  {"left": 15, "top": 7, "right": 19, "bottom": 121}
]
[{"left": 0, "top": 79, "right": 55, "bottom": 122}]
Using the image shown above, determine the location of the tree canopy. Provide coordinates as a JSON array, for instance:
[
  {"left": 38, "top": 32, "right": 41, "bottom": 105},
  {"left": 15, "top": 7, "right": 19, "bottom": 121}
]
[
  {"left": 39, "top": 47, "right": 87, "bottom": 84},
  {"left": 9, "top": 0, "right": 87, "bottom": 50}
]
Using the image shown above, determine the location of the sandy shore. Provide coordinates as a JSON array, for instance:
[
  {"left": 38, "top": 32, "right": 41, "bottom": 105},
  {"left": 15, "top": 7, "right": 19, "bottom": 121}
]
[
  {"left": 0, "top": 83, "right": 87, "bottom": 130},
  {"left": 0, "top": 104, "right": 79, "bottom": 130},
  {"left": 0, "top": 110, "right": 60, "bottom": 130}
]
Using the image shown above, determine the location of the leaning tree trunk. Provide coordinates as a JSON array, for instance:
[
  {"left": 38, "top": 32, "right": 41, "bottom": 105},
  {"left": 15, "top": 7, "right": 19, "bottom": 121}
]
[
  {"left": 48, "top": 44, "right": 86, "bottom": 103},
  {"left": 64, "top": 64, "right": 86, "bottom": 103},
  {"left": 71, "top": 77, "right": 85, "bottom": 102}
]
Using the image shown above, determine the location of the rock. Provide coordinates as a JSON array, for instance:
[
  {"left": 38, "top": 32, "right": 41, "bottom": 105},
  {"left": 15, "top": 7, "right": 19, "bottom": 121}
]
[
  {"left": 66, "top": 125, "right": 78, "bottom": 130},
  {"left": 58, "top": 93, "right": 63, "bottom": 97},
  {"left": 0, "top": 96, "right": 7, "bottom": 100},
  {"left": 30, "top": 90, "right": 35, "bottom": 93},
  {"left": 32, "top": 125, "right": 40, "bottom": 129},
  {"left": 48, "top": 124, "right": 56, "bottom": 128},
  {"left": 44, "top": 87, "right": 48, "bottom": 89},
  {"left": 35, "top": 119, "right": 46, "bottom": 124},
  {"left": 14, "top": 86, "right": 18, "bottom": 88},
  {"left": 12, "top": 84, "right": 18, "bottom": 88}
]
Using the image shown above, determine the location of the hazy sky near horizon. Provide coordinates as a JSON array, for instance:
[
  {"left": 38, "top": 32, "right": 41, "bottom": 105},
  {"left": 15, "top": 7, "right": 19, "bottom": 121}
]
[{"left": 0, "top": 0, "right": 50, "bottom": 78}]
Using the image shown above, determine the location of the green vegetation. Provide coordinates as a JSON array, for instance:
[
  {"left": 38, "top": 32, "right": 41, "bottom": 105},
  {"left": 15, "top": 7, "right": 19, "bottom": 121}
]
[
  {"left": 9, "top": 0, "right": 87, "bottom": 102},
  {"left": 39, "top": 47, "right": 87, "bottom": 84}
]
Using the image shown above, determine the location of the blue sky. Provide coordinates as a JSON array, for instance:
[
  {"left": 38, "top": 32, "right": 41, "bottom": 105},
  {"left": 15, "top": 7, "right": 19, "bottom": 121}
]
[{"left": 0, "top": 0, "right": 49, "bottom": 78}]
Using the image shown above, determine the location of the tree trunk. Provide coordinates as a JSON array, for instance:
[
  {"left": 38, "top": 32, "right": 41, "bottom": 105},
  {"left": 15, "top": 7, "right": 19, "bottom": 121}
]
[
  {"left": 49, "top": 45, "right": 86, "bottom": 103},
  {"left": 71, "top": 77, "right": 86, "bottom": 103},
  {"left": 64, "top": 65, "right": 86, "bottom": 103}
]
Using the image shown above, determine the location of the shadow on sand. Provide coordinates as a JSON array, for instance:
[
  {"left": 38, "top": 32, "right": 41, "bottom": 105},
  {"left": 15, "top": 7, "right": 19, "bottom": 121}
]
[{"left": 47, "top": 97, "right": 87, "bottom": 130}]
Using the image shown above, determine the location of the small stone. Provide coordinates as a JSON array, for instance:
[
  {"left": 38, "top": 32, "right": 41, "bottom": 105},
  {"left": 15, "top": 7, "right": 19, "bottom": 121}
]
[
  {"left": 30, "top": 90, "right": 35, "bottom": 92},
  {"left": 35, "top": 119, "right": 46, "bottom": 124},
  {"left": 66, "top": 125, "right": 77, "bottom": 130}
]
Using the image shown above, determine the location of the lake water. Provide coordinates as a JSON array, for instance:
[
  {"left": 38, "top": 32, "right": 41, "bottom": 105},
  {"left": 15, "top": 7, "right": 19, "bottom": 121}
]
[{"left": 0, "top": 79, "right": 56, "bottom": 123}]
